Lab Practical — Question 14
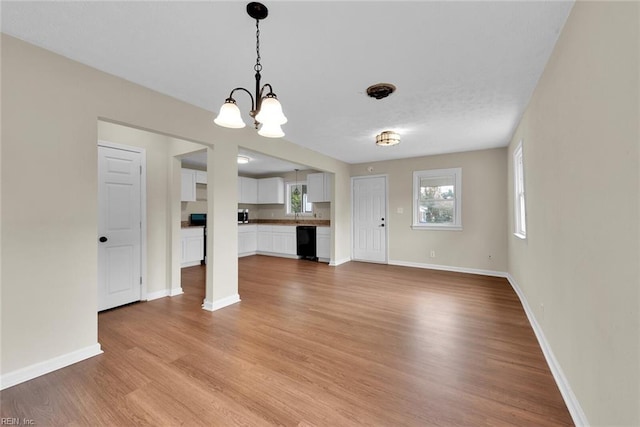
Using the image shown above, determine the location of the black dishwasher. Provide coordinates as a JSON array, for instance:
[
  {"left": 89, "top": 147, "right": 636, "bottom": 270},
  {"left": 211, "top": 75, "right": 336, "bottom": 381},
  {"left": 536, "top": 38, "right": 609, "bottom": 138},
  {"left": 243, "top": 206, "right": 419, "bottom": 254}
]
[{"left": 296, "top": 226, "right": 317, "bottom": 261}]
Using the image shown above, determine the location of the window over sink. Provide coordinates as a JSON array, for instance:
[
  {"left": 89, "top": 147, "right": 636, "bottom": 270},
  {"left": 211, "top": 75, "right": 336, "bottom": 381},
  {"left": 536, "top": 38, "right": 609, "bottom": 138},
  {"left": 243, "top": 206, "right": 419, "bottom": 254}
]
[{"left": 286, "top": 182, "right": 313, "bottom": 216}]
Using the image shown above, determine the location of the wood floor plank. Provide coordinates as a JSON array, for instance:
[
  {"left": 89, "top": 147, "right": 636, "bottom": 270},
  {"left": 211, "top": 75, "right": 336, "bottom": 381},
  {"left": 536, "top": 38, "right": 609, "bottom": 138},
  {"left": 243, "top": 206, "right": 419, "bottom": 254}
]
[{"left": 0, "top": 256, "right": 573, "bottom": 426}]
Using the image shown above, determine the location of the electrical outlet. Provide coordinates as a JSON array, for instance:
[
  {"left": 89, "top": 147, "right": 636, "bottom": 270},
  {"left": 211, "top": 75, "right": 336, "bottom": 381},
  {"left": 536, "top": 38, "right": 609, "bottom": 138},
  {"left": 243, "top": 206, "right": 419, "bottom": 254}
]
[
  {"left": 396, "top": 207, "right": 404, "bottom": 214},
  {"left": 430, "top": 250, "right": 436, "bottom": 258}
]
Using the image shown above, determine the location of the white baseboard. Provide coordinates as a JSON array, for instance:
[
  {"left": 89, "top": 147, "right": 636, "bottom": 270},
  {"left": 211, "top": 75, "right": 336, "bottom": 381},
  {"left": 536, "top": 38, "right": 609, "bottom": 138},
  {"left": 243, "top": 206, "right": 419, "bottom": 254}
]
[
  {"left": 256, "top": 251, "right": 299, "bottom": 260},
  {"left": 388, "top": 259, "right": 507, "bottom": 278},
  {"left": 146, "top": 289, "right": 169, "bottom": 301},
  {"left": 0, "top": 344, "right": 103, "bottom": 390},
  {"left": 181, "top": 260, "right": 202, "bottom": 268},
  {"left": 330, "top": 257, "right": 351, "bottom": 266},
  {"left": 147, "top": 287, "right": 182, "bottom": 300},
  {"left": 169, "top": 287, "right": 184, "bottom": 297},
  {"left": 506, "top": 274, "right": 588, "bottom": 427},
  {"left": 238, "top": 251, "right": 257, "bottom": 258},
  {"left": 202, "top": 294, "right": 241, "bottom": 312}
]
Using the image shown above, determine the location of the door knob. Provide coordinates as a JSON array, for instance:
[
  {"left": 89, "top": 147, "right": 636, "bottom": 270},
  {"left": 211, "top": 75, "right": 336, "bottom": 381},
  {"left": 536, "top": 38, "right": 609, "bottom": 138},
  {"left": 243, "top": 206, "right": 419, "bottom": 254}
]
[
  {"left": 99, "top": 236, "right": 108, "bottom": 243},
  {"left": 380, "top": 224, "right": 385, "bottom": 227}
]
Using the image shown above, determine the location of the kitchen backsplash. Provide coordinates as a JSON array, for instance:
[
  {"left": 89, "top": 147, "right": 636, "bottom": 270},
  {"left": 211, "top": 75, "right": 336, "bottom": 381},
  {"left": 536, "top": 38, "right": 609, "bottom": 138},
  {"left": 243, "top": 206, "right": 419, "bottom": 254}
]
[{"left": 254, "top": 202, "right": 330, "bottom": 221}]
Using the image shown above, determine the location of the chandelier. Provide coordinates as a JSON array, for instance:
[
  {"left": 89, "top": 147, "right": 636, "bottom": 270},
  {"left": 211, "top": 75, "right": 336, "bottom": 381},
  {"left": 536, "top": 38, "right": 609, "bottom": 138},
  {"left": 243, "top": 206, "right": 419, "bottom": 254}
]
[{"left": 213, "top": 2, "right": 287, "bottom": 138}]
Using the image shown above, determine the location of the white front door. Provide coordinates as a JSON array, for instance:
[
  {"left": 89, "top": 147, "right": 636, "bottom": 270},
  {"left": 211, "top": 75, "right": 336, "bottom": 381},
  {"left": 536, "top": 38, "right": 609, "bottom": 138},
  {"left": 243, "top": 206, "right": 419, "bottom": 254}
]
[
  {"left": 98, "top": 145, "right": 142, "bottom": 311},
  {"left": 352, "top": 176, "right": 387, "bottom": 263}
]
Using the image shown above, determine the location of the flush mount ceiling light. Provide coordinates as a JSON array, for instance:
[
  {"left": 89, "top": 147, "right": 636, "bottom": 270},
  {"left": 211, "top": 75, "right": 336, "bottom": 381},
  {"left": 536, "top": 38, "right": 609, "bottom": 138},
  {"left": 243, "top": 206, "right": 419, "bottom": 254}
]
[
  {"left": 237, "top": 155, "right": 251, "bottom": 164},
  {"left": 214, "top": 2, "right": 287, "bottom": 138},
  {"left": 376, "top": 131, "right": 400, "bottom": 147}
]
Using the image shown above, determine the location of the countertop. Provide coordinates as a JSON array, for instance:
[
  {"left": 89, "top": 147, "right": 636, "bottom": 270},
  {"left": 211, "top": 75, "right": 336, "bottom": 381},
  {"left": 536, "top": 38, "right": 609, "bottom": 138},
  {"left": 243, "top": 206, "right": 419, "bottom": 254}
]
[
  {"left": 181, "top": 222, "right": 205, "bottom": 228},
  {"left": 240, "top": 219, "right": 330, "bottom": 226},
  {"left": 182, "top": 220, "right": 330, "bottom": 228}
]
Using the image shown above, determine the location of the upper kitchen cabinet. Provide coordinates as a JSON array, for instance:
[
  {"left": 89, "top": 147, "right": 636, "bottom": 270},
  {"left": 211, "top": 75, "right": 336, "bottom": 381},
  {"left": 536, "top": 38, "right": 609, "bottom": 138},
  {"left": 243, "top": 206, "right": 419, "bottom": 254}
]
[
  {"left": 195, "top": 170, "right": 207, "bottom": 184},
  {"left": 181, "top": 168, "right": 197, "bottom": 202},
  {"left": 257, "top": 177, "right": 284, "bottom": 204},
  {"left": 238, "top": 176, "right": 258, "bottom": 204},
  {"left": 307, "top": 172, "right": 332, "bottom": 203}
]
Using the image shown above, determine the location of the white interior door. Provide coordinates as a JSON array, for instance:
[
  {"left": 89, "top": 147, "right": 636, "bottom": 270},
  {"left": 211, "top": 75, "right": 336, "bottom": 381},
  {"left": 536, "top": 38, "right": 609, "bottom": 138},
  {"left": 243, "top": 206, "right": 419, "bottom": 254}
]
[
  {"left": 98, "top": 145, "right": 142, "bottom": 311},
  {"left": 352, "top": 176, "right": 387, "bottom": 263}
]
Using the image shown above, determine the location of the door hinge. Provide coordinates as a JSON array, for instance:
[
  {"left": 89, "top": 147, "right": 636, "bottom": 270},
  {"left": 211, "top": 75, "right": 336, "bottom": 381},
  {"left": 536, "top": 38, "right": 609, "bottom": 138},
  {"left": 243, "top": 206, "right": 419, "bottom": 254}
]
[
  {"left": 140, "top": 277, "right": 142, "bottom": 285},
  {"left": 140, "top": 165, "right": 142, "bottom": 175}
]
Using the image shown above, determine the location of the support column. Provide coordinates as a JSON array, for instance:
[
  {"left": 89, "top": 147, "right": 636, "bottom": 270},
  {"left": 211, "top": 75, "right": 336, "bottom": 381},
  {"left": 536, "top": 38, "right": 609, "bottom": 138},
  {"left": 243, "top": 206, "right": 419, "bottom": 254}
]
[{"left": 203, "top": 144, "right": 240, "bottom": 311}]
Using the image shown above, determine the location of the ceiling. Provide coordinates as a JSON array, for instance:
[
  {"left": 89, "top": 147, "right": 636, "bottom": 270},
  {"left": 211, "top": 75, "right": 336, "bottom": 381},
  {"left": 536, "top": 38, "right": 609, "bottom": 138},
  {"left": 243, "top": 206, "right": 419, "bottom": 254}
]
[{"left": 1, "top": 1, "right": 574, "bottom": 165}]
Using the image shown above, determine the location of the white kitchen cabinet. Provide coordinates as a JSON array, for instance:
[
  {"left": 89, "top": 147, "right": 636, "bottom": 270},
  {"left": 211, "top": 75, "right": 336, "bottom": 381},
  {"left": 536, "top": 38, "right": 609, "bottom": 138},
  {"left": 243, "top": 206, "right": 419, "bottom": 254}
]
[
  {"left": 257, "top": 177, "right": 284, "bottom": 204},
  {"left": 307, "top": 172, "right": 332, "bottom": 203},
  {"left": 257, "top": 226, "right": 272, "bottom": 252},
  {"left": 181, "top": 169, "right": 197, "bottom": 202},
  {"left": 181, "top": 227, "right": 204, "bottom": 267},
  {"left": 256, "top": 225, "right": 297, "bottom": 257},
  {"left": 238, "top": 176, "right": 258, "bottom": 204},
  {"left": 316, "top": 226, "right": 330, "bottom": 262},
  {"left": 195, "top": 170, "right": 208, "bottom": 184},
  {"left": 272, "top": 226, "right": 297, "bottom": 255},
  {"left": 238, "top": 225, "right": 258, "bottom": 257}
]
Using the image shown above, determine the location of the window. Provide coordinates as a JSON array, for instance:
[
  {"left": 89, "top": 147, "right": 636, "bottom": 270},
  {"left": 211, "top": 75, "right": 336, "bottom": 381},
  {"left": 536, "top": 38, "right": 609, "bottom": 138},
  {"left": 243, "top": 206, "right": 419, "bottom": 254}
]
[
  {"left": 286, "top": 182, "right": 313, "bottom": 216},
  {"left": 513, "top": 141, "right": 526, "bottom": 239},
  {"left": 413, "top": 168, "right": 462, "bottom": 230}
]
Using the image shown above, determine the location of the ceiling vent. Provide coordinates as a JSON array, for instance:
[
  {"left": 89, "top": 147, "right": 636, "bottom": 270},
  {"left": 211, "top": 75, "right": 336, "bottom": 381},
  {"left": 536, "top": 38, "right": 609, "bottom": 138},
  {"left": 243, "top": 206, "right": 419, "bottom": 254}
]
[{"left": 366, "top": 83, "right": 396, "bottom": 100}]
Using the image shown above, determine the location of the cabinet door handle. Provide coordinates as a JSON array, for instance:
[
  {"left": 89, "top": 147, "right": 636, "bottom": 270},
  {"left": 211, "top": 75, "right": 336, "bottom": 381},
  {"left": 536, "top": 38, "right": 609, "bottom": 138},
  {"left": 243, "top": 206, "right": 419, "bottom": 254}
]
[{"left": 99, "top": 236, "right": 108, "bottom": 243}]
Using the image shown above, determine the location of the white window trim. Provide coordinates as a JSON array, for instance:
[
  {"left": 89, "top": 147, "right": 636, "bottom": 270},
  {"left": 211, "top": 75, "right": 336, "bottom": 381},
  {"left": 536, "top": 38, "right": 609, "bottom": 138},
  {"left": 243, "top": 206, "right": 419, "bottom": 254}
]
[
  {"left": 412, "top": 167, "right": 462, "bottom": 231},
  {"left": 285, "top": 181, "right": 313, "bottom": 216},
  {"left": 513, "top": 140, "right": 527, "bottom": 239}
]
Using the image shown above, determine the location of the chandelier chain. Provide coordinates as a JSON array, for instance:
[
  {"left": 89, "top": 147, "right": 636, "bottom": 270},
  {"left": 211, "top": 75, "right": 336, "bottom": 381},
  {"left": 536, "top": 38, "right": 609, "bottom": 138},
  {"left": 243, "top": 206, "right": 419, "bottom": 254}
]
[{"left": 254, "top": 19, "right": 262, "bottom": 73}]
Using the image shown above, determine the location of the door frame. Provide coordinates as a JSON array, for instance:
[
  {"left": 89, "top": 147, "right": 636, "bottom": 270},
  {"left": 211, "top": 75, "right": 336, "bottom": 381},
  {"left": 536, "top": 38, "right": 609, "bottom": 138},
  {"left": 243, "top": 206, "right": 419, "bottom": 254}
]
[
  {"left": 351, "top": 174, "right": 389, "bottom": 264},
  {"left": 98, "top": 140, "right": 148, "bottom": 302}
]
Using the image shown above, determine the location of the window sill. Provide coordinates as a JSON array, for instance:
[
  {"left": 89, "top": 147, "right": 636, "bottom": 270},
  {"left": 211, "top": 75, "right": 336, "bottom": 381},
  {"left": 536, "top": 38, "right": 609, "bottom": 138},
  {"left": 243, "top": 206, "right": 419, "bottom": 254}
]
[
  {"left": 411, "top": 224, "right": 463, "bottom": 231},
  {"left": 513, "top": 232, "right": 527, "bottom": 240}
]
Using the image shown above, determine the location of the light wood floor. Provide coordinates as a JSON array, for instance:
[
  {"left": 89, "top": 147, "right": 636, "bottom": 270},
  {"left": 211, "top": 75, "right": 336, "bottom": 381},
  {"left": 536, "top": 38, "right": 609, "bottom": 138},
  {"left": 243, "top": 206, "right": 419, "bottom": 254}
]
[{"left": 1, "top": 256, "right": 573, "bottom": 426}]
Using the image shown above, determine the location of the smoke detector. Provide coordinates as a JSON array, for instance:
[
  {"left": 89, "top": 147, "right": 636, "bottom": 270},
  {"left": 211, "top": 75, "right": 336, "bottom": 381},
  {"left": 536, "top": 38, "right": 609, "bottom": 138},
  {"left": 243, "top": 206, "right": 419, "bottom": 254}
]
[{"left": 366, "top": 83, "right": 396, "bottom": 100}]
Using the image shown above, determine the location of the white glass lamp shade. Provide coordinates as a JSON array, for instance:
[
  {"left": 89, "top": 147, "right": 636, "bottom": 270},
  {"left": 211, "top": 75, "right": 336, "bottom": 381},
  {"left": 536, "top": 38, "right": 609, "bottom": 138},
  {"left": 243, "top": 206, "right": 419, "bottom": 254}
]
[
  {"left": 258, "top": 122, "right": 285, "bottom": 138},
  {"left": 214, "top": 100, "right": 246, "bottom": 129},
  {"left": 255, "top": 96, "right": 287, "bottom": 125}
]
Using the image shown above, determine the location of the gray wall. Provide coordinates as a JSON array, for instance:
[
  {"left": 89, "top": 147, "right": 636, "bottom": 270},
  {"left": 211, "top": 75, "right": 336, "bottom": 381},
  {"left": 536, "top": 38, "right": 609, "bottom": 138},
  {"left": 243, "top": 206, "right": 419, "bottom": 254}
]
[
  {"left": 1, "top": 34, "right": 351, "bottom": 377},
  {"left": 507, "top": 2, "right": 639, "bottom": 425},
  {"left": 351, "top": 148, "right": 508, "bottom": 273}
]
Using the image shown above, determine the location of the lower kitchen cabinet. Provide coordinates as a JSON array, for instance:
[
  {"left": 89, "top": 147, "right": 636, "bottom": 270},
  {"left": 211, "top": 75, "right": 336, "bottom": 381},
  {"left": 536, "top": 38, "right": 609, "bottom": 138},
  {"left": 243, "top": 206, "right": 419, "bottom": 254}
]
[
  {"left": 316, "top": 226, "right": 330, "bottom": 262},
  {"left": 257, "top": 225, "right": 297, "bottom": 257},
  {"left": 238, "top": 225, "right": 258, "bottom": 257},
  {"left": 181, "top": 227, "right": 204, "bottom": 267},
  {"left": 238, "top": 224, "right": 330, "bottom": 261}
]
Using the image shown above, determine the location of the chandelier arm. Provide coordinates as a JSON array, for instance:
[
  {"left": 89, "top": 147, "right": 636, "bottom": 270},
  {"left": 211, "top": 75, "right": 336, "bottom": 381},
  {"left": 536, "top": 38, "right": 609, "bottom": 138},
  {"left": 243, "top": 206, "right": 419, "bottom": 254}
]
[
  {"left": 228, "top": 87, "right": 256, "bottom": 112},
  {"left": 259, "top": 83, "right": 275, "bottom": 98}
]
